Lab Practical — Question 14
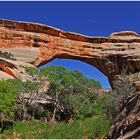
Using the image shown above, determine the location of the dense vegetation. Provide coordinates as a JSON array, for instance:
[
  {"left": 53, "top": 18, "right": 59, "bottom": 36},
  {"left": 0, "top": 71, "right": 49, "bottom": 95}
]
[
  {"left": 0, "top": 117, "right": 110, "bottom": 139},
  {"left": 0, "top": 65, "right": 138, "bottom": 138}
]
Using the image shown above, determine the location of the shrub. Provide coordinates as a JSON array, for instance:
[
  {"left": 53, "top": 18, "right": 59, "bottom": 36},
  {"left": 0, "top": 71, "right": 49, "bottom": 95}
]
[
  {"left": 104, "top": 69, "right": 140, "bottom": 121},
  {"left": 0, "top": 116, "right": 111, "bottom": 139},
  {"left": 0, "top": 51, "right": 16, "bottom": 60}
]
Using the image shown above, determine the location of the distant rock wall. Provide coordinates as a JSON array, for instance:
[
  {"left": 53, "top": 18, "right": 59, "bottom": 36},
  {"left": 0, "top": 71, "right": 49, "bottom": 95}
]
[{"left": 0, "top": 19, "right": 140, "bottom": 85}]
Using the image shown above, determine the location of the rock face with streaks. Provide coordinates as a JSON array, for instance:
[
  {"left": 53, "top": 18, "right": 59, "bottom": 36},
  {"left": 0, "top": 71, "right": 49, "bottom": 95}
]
[
  {"left": 0, "top": 19, "right": 140, "bottom": 84},
  {"left": 108, "top": 92, "right": 140, "bottom": 139}
]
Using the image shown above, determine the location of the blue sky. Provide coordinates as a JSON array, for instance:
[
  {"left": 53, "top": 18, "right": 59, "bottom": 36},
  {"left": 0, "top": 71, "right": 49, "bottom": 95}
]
[{"left": 0, "top": 1, "right": 140, "bottom": 88}]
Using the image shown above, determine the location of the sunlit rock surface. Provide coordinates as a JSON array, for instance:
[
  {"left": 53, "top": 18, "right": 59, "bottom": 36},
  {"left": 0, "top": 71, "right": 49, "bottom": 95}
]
[{"left": 0, "top": 19, "right": 140, "bottom": 84}]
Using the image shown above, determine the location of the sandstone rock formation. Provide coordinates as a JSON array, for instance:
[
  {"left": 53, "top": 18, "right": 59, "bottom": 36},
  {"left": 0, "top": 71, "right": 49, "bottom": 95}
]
[
  {"left": 0, "top": 57, "right": 34, "bottom": 81},
  {"left": 0, "top": 19, "right": 140, "bottom": 138},
  {"left": 108, "top": 92, "right": 140, "bottom": 139},
  {"left": 133, "top": 81, "right": 140, "bottom": 91},
  {"left": 0, "top": 19, "right": 140, "bottom": 85}
]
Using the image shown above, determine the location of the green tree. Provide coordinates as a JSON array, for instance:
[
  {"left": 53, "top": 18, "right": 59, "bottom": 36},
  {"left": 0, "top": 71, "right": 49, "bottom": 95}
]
[
  {"left": 25, "top": 65, "right": 102, "bottom": 122},
  {"left": 39, "top": 66, "right": 101, "bottom": 122},
  {"left": 0, "top": 80, "right": 16, "bottom": 120},
  {"left": 16, "top": 80, "right": 43, "bottom": 122}
]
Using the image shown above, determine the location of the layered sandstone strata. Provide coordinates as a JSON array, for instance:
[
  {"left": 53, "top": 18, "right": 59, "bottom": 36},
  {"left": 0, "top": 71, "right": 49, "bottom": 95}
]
[{"left": 0, "top": 19, "right": 140, "bottom": 84}]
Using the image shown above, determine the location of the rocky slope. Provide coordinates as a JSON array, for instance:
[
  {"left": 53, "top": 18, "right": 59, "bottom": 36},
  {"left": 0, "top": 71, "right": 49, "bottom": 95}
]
[
  {"left": 108, "top": 91, "right": 140, "bottom": 139},
  {"left": 0, "top": 19, "right": 140, "bottom": 85}
]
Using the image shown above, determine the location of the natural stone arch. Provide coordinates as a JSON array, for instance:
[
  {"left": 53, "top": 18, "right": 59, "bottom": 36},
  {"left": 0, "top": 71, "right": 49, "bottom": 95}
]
[{"left": 0, "top": 19, "right": 140, "bottom": 86}]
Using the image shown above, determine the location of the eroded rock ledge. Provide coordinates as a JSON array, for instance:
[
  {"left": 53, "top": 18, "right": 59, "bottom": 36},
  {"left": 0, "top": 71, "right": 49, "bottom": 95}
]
[
  {"left": 0, "top": 19, "right": 140, "bottom": 85},
  {"left": 108, "top": 92, "right": 140, "bottom": 139}
]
